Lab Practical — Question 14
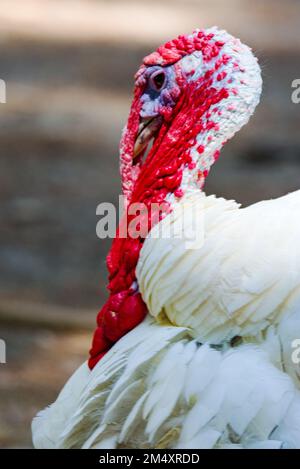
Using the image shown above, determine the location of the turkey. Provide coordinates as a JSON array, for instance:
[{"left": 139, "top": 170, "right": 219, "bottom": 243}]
[{"left": 32, "top": 27, "right": 300, "bottom": 449}]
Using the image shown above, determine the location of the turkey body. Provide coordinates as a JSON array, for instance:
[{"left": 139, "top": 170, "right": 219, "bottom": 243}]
[
  {"left": 32, "top": 190, "right": 300, "bottom": 449},
  {"left": 138, "top": 190, "right": 300, "bottom": 355}
]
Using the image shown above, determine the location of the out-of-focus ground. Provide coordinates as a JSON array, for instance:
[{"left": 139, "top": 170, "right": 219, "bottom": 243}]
[{"left": 0, "top": 0, "right": 299, "bottom": 448}]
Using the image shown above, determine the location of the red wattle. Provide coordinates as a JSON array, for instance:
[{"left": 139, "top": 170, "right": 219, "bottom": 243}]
[
  {"left": 88, "top": 326, "right": 112, "bottom": 369},
  {"left": 88, "top": 30, "right": 231, "bottom": 369}
]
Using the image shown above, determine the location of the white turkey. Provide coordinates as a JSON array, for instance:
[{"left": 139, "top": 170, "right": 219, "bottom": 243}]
[{"left": 32, "top": 27, "right": 300, "bottom": 449}]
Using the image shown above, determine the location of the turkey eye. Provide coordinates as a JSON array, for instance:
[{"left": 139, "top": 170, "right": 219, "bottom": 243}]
[{"left": 150, "top": 71, "right": 166, "bottom": 91}]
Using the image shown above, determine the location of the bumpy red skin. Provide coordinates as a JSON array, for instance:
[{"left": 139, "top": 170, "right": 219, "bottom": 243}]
[{"left": 88, "top": 31, "right": 230, "bottom": 369}]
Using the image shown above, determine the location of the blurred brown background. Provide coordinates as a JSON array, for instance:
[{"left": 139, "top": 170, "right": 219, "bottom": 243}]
[{"left": 0, "top": 0, "right": 299, "bottom": 448}]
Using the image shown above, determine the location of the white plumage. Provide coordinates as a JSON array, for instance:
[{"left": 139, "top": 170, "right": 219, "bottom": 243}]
[
  {"left": 32, "top": 319, "right": 300, "bottom": 449},
  {"left": 33, "top": 191, "right": 300, "bottom": 449},
  {"left": 32, "top": 28, "right": 300, "bottom": 448},
  {"left": 137, "top": 190, "right": 300, "bottom": 350}
]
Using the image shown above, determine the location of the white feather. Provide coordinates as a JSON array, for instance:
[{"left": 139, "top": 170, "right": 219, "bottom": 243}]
[{"left": 32, "top": 321, "right": 300, "bottom": 449}]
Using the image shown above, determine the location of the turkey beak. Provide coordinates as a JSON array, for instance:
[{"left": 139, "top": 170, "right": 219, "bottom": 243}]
[{"left": 133, "top": 116, "right": 162, "bottom": 160}]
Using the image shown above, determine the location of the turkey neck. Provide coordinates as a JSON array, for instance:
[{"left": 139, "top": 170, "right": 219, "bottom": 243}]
[{"left": 88, "top": 75, "right": 230, "bottom": 369}]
